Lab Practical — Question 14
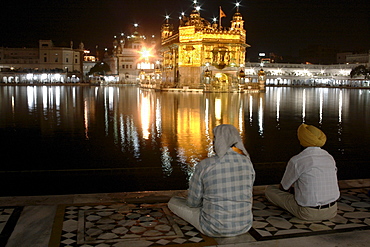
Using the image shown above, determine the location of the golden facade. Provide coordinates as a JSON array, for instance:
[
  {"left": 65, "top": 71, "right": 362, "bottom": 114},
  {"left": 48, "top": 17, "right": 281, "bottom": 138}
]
[{"left": 160, "top": 6, "right": 251, "bottom": 92}]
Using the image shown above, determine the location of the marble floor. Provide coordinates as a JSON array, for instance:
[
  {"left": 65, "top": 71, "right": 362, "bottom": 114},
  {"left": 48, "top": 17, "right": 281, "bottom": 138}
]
[
  {"left": 250, "top": 187, "right": 370, "bottom": 240},
  {"left": 51, "top": 203, "right": 216, "bottom": 246},
  {"left": 0, "top": 206, "right": 23, "bottom": 246},
  {"left": 0, "top": 179, "right": 369, "bottom": 247},
  {"left": 49, "top": 186, "right": 370, "bottom": 246}
]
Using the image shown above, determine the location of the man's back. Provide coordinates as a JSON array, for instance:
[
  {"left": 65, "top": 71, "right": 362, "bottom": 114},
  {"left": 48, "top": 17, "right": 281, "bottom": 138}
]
[
  {"left": 281, "top": 147, "right": 340, "bottom": 207},
  {"left": 187, "top": 148, "right": 255, "bottom": 237}
]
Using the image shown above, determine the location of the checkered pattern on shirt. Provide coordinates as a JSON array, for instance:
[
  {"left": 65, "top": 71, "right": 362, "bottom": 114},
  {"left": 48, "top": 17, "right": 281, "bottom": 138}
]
[
  {"left": 281, "top": 147, "right": 340, "bottom": 207},
  {"left": 187, "top": 148, "right": 255, "bottom": 237}
]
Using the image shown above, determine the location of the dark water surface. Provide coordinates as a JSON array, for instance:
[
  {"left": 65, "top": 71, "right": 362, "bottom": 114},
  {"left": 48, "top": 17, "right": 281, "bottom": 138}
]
[{"left": 1, "top": 85, "right": 369, "bottom": 196}]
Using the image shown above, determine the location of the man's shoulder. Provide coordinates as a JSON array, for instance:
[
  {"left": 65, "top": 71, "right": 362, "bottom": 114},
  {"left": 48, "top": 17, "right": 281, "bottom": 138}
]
[
  {"left": 294, "top": 147, "right": 330, "bottom": 157},
  {"left": 197, "top": 155, "right": 218, "bottom": 168}
]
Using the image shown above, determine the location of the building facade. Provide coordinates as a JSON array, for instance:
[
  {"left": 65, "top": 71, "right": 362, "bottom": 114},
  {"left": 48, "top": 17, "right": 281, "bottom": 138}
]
[
  {"left": 0, "top": 40, "right": 84, "bottom": 83},
  {"left": 160, "top": 5, "right": 251, "bottom": 92},
  {"left": 103, "top": 27, "right": 160, "bottom": 84}
]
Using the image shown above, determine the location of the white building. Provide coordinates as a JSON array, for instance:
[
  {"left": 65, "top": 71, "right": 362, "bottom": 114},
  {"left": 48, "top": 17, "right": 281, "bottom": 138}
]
[
  {"left": 337, "top": 51, "right": 370, "bottom": 64},
  {"left": 0, "top": 40, "right": 84, "bottom": 83},
  {"left": 103, "top": 26, "right": 160, "bottom": 84}
]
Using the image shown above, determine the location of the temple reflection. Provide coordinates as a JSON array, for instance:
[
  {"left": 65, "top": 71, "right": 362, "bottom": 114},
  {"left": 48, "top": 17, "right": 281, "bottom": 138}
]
[{"left": 3, "top": 85, "right": 367, "bottom": 183}]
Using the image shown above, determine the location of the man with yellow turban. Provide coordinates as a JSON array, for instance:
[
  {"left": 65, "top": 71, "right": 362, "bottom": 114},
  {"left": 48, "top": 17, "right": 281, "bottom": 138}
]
[{"left": 265, "top": 123, "right": 340, "bottom": 221}]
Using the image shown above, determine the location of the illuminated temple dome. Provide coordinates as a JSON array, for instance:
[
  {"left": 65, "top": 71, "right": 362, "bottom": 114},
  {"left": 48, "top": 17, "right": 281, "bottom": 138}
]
[{"left": 160, "top": 3, "right": 251, "bottom": 91}]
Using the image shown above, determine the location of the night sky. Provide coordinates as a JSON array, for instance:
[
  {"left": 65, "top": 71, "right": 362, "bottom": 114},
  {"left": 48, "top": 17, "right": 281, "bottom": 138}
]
[{"left": 1, "top": 0, "right": 369, "bottom": 60}]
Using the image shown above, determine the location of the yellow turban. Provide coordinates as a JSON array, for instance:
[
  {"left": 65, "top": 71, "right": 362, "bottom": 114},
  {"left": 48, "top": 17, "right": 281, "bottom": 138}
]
[{"left": 297, "top": 124, "right": 326, "bottom": 147}]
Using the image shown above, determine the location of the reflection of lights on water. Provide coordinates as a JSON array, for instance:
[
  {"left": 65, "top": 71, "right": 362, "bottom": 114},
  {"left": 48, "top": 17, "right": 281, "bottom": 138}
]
[
  {"left": 302, "top": 89, "right": 306, "bottom": 122},
  {"left": 84, "top": 99, "right": 90, "bottom": 140},
  {"left": 141, "top": 94, "right": 150, "bottom": 139},
  {"left": 249, "top": 95, "right": 253, "bottom": 124},
  {"left": 55, "top": 87, "right": 61, "bottom": 125},
  {"left": 128, "top": 117, "right": 140, "bottom": 158},
  {"left": 205, "top": 98, "right": 209, "bottom": 132},
  {"left": 338, "top": 90, "right": 344, "bottom": 153},
  {"left": 11, "top": 95, "right": 15, "bottom": 114},
  {"left": 73, "top": 87, "right": 77, "bottom": 108},
  {"left": 27, "top": 86, "right": 35, "bottom": 109},
  {"left": 119, "top": 115, "right": 126, "bottom": 147},
  {"left": 338, "top": 90, "right": 343, "bottom": 124},
  {"left": 239, "top": 103, "right": 243, "bottom": 134},
  {"left": 176, "top": 146, "right": 201, "bottom": 181},
  {"left": 319, "top": 89, "right": 323, "bottom": 124},
  {"left": 108, "top": 87, "right": 114, "bottom": 110},
  {"left": 258, "top": 96, "right": 264, "bottom": 136},
  {"left": 156, "top": 98, "right": 162, "bottom": 137},
  {"left": 205, "top": 98, "right": 213, "bottom": 157},
  {"left": 104, "top": 87, "right": 109, "bottom": 135},
  {"left": 161, "top": 146, "right": 173, "bottom": 177},
  {"left": 215, "top": 98, "right": 221, "bottom": 122},
  {"left": 55, "top": 87, "right": 60, "bottom": 108},
  {"left": 276, "top": 88, "right": 281, "bottom": 123},
  {"left": 43, "top": 86, "right": 48, "bottom": 110}
]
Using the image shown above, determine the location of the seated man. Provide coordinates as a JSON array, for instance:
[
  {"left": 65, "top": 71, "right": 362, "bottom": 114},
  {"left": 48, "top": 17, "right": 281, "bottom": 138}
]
[
  {"left": 168, "top": 124, "right": 255, "bottom": 237},
  {"left": 265, "top": 123, "right": 340, "bottom": 221}
]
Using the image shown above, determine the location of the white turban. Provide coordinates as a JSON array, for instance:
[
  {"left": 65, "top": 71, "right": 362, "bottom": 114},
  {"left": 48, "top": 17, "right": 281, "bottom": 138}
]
[{"left": 213, "top": 124, "right": 249, "bottom": 158}]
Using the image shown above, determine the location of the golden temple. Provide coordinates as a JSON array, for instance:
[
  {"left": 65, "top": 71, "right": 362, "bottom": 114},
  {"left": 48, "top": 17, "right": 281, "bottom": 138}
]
[{"left": 159, "top": 3, "right": 260, "bottom": 92}]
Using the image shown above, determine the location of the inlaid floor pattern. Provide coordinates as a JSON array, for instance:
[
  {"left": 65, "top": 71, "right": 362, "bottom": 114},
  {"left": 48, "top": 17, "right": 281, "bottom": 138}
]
[
  {"left": 56, "top": 203, "right": 214, "bottom": 247},
  {"left": 51, "top": 188, "right": 370, "bottom": 246},
  {"left": 250, "top": 187, "right": 370, "bottom": 240}
]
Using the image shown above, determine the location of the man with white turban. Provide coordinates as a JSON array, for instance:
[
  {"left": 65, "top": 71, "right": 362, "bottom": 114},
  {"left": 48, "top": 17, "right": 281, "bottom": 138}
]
[
  {"left": 265, "top": 123, "right": 340, "bottom": 221},
  {"left": 168, "top": 124, "right": 255, "bottom": 237}
]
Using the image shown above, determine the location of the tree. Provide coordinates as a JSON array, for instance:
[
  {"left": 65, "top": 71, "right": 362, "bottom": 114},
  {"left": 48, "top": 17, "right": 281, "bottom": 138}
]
[
  {"left": 89, "top": 62, "right": 111, "bottom": 76},
  {"left": 350, "top": 65, "right": 370, "bottom": 79}
]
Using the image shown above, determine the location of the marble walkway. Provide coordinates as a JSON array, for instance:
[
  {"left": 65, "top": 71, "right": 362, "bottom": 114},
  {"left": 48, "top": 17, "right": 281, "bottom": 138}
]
[{"left": 0, "top": 179, "right": 369, "bottom": 247}]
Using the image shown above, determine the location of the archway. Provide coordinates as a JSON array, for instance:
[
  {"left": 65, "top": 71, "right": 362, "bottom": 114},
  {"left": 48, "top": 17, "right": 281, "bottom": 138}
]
[{"left": 213, "top": 73, "right": 229, "bottom": 91}]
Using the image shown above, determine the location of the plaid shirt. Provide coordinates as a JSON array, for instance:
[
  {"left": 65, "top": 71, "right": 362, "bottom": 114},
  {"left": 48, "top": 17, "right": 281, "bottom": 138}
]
[{"left": 187, "top": 148, "right": 255, "bottom": 237}]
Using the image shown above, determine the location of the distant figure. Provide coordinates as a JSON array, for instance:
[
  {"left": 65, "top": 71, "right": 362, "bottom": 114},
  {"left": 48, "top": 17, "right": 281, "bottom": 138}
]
[
  {"left": 265, "top": 123, "right": 340, "bottom": 221},
  {"left": 168, "top": 124, "right": 255, "bottom": 237}
]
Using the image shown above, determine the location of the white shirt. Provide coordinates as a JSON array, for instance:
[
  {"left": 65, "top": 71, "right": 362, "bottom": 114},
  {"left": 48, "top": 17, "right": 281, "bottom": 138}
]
[{"left": 281, "top": 147, "right": 340, "bottom": 207}]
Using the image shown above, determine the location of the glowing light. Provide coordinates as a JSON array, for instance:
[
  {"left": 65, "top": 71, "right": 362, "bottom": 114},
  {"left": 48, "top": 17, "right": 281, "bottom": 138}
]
[
  {"left": 141, "top": 94, "right": 150, "bottom": 139},
  {"left": 276, "top": 88, "right": 281, "bottom": 122},
  {"left": 302, "top": 89, "right": 306, "bottom": 122},
  {"left": 339, "top": 90, "right": 342, "bottom": 123},
  {"left": 141, "top": 49, "right": 150, "bottom": 58},
  {"left": 215, "top": 98, "right": 222, "bottom": 122},
  {"left": 161, "top": 146, "right": 173, "bottom": 177},
  {"left": 319, "top": 89, "right": 323, "bottom": 124},
  {"left": 258, "top": 96, "right": 264, "bottom": 136},
  {"left": 215, "top": 73, "right": 222, "bottom": 78},
  {"left": 27, "top": 86, "right": 35, "bottom": 109},
  {"left": 249, "top": 95, "right": 253, "bottom": 124},
  {"left": 42, "top": 86, "right": 48, "bottom": 109},
  {"left": 84, "top": 99, "right": 89, "bottom": 140}
]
